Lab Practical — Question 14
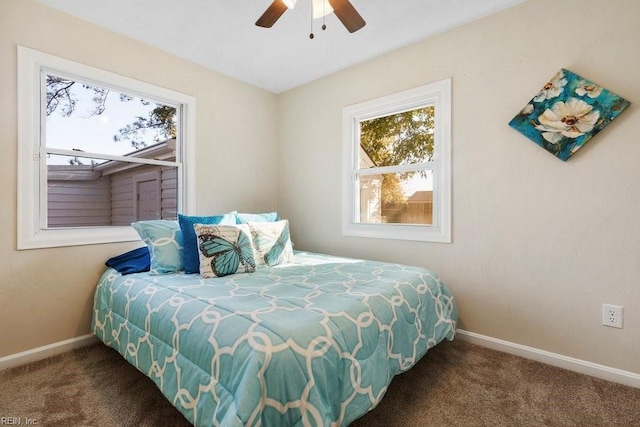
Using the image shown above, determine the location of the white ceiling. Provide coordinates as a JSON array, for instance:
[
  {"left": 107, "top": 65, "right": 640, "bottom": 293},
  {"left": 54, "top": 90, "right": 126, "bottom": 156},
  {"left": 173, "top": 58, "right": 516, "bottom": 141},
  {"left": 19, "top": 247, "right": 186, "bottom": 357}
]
[{"left": 36, "top": 0, "right": 525, "bottom": 93}]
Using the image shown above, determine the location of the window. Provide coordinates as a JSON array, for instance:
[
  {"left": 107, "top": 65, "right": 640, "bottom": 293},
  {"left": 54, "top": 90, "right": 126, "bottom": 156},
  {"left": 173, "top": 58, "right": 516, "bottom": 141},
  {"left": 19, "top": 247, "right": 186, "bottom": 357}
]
[
  {"left": 17, "top": 46, "right": 196, "bottom": 249},
  {"left": 342, "top": 79, "right": 451, "bottom": 242}
]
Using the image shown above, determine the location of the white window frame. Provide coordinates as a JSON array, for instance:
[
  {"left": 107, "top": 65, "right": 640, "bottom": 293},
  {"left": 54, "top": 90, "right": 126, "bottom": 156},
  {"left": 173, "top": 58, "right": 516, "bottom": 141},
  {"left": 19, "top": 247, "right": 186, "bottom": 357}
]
[
  {"left": 17, "top": 46, "right": 196, "bottom": 250},
  {"left": 342, "top": 79, "right": 451, "bottom": 243}
]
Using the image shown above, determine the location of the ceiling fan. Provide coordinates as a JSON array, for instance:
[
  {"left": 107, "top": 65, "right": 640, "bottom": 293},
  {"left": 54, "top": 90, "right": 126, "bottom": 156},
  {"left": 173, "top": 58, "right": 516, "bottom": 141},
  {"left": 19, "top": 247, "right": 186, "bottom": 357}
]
[{"left": 255, "top": 0, "right": 366, "bottom": 34}]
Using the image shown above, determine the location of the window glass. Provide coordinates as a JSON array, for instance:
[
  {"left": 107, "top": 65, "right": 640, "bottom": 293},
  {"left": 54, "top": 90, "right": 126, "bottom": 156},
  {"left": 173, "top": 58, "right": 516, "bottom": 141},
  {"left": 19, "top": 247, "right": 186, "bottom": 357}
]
[
  {"left": 43, "top": 73, "right": 180, "bottom": 229},
  {"left": 359, "top": 106, "right": 435, "bottom": 168},
  {"left": 45, "top": 73, "right": 177, "bottom": 154},
  {"left": 46, "top": 154, "right": 178, "bottom": 227},
  {"left": 358, "top": 171, "right": 433, "bottom": 225}
]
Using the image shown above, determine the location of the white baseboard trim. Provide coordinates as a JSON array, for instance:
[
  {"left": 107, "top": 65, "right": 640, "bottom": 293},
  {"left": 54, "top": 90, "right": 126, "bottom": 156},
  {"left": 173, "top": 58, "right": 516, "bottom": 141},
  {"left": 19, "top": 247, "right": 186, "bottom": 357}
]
[
  {"left": 455, "top": 329, "right": 640, "bottom": 389},
  {"left": 0, "top": 334, "right": 98, "bottom": 372}
]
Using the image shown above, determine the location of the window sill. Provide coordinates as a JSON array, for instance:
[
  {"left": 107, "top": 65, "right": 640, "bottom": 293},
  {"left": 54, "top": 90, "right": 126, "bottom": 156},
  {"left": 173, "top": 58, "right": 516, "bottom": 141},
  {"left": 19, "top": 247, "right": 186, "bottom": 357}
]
[
  {"left": 17, "top": 226, "right": 141, "bottom": 250},
  {"left": 342, "top": 222, "right": 451, "bottom": 243}
]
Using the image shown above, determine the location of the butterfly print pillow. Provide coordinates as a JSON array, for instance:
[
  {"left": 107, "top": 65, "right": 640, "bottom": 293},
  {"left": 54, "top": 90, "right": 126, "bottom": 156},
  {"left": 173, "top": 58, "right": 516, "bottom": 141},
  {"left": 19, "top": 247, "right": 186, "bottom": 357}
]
[{"left": 194, "top": 224, "right": 256, "bottom": 278}]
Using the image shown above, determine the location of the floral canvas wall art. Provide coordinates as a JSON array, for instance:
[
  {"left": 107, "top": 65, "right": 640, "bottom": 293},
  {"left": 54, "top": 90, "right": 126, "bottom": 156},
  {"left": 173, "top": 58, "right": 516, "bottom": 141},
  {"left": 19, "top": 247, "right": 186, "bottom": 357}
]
[{"left": 509, "top": 69, "right": 630, "bottom": 161}]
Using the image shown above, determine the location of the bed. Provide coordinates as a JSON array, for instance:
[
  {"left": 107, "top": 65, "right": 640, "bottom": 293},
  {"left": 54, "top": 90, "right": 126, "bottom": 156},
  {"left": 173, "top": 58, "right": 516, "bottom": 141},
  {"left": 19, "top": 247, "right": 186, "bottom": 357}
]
[{"left": 92, "top": 250, "right": 457, "bottom": 426}]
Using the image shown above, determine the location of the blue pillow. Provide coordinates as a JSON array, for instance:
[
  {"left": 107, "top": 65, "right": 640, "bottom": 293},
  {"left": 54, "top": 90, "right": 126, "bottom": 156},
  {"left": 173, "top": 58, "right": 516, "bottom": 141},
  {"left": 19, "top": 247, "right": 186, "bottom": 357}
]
[
  {"left": 178, "top": 212, "right": 237, "bottom": 274},
  {"left": 105, "top": 246, "right": 150, "bottom": 275},
  {"left": 236, "top": 211, "right": 278, "bottom": 224},
  {"left": 132, "top": 220, "right": 184, "bottom": 275}
]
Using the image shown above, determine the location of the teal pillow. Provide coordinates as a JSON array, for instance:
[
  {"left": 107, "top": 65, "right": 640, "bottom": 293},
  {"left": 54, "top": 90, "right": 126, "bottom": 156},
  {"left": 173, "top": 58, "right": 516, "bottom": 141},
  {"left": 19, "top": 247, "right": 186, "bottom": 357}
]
[
  {"left": 194, "top": 224, "right": 256, "bottom": 278},
  {"left": 132, "top": 220, "right": 183, "bottom": 275},
  {"left": 178, "top": 212, "right": 237, "bottom": 274},
  {"left": 236, "top": 211, "right": 278, "bottom": 224}
]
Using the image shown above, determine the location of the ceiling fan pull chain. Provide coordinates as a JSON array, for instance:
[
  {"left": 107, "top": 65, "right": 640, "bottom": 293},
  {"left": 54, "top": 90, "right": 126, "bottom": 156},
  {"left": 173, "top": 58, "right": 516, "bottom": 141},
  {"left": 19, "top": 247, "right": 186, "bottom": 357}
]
[
  {"left": 309, "top": 1, "right": 315, "bottom": 39},
  {"left": 322, "top": 0, "right": 327, "bottom": 30}
]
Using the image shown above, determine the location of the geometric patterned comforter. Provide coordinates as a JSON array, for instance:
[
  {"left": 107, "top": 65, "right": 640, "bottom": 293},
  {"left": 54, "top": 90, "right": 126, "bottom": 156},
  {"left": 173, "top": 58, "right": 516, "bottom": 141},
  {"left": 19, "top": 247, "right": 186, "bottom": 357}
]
[{"left": 92, "top": 251, "right": 457, "bottom": 426}]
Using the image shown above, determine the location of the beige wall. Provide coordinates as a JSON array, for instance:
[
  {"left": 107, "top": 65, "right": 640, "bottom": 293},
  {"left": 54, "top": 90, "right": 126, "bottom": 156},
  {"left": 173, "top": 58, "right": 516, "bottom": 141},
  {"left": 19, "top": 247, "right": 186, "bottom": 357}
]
[
  {"left": 0, "top": 0, "right": 278, "bottom": 357},
  {"left": 278, "top": 0, "right": 640, "bottom": 374}
]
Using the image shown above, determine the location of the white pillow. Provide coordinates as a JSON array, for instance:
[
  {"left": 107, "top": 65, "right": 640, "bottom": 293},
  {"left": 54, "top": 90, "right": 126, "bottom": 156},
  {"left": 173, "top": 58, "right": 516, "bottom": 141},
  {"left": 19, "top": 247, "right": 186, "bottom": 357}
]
[{"left": 248, "top": 220, "right": 294, "bottom": 267}]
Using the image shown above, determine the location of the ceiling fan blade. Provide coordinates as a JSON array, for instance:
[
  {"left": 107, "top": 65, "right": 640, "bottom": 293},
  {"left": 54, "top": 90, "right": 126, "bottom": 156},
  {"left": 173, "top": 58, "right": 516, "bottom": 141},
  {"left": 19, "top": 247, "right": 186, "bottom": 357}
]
[
  {"left": 328, "top": 0, "right": 366, "bottom": 33},
  {"left": 256, "top": 0, "right": 288, "bottom": 28}
]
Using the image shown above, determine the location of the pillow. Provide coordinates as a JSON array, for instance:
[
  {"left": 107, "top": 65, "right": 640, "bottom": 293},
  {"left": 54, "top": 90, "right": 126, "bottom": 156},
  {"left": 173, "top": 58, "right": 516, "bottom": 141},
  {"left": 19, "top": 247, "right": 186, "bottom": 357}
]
[
  {"left": 131, "top": 220, "right": 183, "bottom": 274},
  {"left": 194, "top": 224, "right": 256, "bottom": 278},
  {"left": 178, "top": 212, "right": 237, "bottom": 274},
  {"left": 236, "top": 211, "right": 278, "bottom": 224},
  {"left": 248, "top": 220, "right": 294, "bottom": 267},
  {"left": 105, "top": 246, "right": 150, "bottom": 275}
]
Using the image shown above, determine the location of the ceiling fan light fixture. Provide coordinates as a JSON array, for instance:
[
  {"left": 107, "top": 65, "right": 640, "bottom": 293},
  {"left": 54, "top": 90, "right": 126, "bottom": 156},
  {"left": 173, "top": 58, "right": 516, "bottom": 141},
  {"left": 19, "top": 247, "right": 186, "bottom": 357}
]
[
  {"left": 282, "top": 0, "right": 298, "bottom": 9},
  {"left": 255, "top": 0, "right": 365, "bottom": 34},
  {"left": 312, "top": 0, "right": 333, "bottom": 19}
]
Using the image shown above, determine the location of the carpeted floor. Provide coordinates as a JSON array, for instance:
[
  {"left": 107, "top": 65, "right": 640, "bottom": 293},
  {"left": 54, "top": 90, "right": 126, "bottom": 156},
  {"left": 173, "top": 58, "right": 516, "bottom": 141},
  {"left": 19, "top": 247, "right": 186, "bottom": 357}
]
[{"left": 1, "top": 339, "right": 639, "bottom": 426}]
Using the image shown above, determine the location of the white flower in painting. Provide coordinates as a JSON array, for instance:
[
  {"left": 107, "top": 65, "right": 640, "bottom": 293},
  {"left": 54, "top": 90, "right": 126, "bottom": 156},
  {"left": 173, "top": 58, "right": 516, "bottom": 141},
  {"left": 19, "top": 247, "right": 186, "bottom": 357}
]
[
  {"left": 520, "top": 103, "right": 534, "bottom": 115},
  {"left": 534, "top": 98, "right": 600, "bottom": 144},
  {"left": 575, "top": 81, "right": 603, "bottom": 99},
  {"left": 533, "top": 70, "right": 568, "bottom": 102}
]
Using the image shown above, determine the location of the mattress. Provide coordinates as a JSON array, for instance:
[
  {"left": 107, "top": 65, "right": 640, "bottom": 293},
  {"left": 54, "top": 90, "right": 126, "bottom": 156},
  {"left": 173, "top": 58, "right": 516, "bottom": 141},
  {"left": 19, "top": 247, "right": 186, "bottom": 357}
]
[{"left": 92, "top": 251, "right": 457, "bottom": 426}]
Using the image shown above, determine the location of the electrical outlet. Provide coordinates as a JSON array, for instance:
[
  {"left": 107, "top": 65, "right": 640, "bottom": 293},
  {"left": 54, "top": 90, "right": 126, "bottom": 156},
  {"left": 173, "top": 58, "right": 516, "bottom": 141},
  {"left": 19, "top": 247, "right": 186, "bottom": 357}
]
[{"left": 602, "top": 304, "right": 623, "bottom": 329}]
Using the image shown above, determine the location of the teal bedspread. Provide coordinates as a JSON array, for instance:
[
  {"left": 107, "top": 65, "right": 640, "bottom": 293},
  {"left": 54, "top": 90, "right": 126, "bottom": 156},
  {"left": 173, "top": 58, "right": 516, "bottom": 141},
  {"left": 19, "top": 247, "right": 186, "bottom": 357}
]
[{"left": 92, "top": 251, "right": 457, "bottom": 426}]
